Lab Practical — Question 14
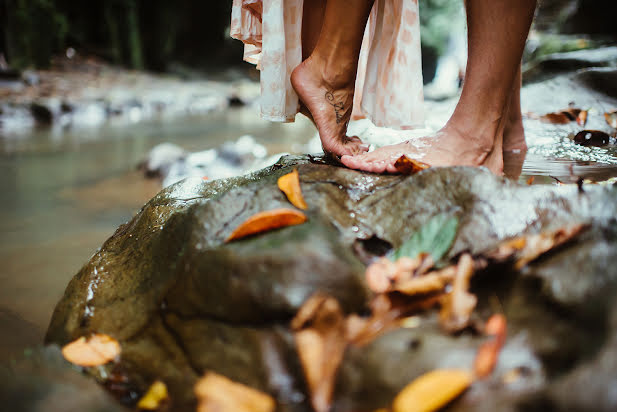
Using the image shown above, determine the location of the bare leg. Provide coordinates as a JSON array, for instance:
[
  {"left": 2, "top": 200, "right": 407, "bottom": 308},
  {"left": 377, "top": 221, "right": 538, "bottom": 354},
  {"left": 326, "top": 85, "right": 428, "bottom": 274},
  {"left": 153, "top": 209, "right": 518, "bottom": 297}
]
[
  {"left": 342, "top": 0, "right": 536, "bottom": 174},
  {"left": 503, "top": 65, "right": 527, "bottom": 153},
  {"left": 291, "top": 0, "right": 374, "bottom": 157}
]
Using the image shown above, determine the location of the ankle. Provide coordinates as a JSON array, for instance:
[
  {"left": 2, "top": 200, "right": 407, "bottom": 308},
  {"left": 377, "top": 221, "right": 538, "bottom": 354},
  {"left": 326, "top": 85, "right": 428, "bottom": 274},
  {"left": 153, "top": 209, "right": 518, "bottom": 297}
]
[
  {"left": 307, "top": 54, "right": 356, "bottom": 90},
  {"left": 446, "top": 110, "right": 504, "bottom": 152}
]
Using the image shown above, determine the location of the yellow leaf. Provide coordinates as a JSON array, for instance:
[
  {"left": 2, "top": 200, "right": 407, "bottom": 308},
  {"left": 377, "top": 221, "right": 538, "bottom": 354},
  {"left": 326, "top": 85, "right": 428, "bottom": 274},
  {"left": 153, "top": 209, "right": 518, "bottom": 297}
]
[
  {"left": 278, "top": 169, "right": 308, "bottom": 210},
  {"left": 61, "top": 333, "right": 120, "bottom": 367},
  {"left": 225, "top": 208, "right": 307, "bottom": 242},
  {"left": 393, "top": 369, "right": 472, "bottom": 412},
  {"left": 137, "top": 381, "right": 169, "bottom": 410},
  {"left": 194, "top": 372, "right": 275, "bottom": 412}
]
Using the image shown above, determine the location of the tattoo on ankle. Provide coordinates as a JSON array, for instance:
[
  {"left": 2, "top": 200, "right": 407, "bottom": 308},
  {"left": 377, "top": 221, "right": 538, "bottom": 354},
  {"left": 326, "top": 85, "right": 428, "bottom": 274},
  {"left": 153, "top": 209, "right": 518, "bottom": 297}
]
[{"left": 325, "top": 90, "right": 345, "bottom": 124}]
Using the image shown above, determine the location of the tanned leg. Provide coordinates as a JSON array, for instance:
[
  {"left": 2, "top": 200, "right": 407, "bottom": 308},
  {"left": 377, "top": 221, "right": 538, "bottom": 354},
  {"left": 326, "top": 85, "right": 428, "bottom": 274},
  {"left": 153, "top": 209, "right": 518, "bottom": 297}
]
[
  {"left": 291, "top": 0, "right": 374, "bottom": 157},
  {"left": 341, "top": 0, "right": 536, "bottom": 174},
  {"left": 503, "top": 65, "right": 527, "bottom": 153}
]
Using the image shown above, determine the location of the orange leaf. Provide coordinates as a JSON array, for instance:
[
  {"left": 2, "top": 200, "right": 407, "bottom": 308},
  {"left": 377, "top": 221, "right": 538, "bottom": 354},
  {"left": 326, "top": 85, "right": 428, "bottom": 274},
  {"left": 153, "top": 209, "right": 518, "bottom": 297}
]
[
  {"left": 137, "top": 381, "right": 169, "bottom": 410},
  {"left": 277, "top": 169, "right": 308, "bottom": 210},
  {"left": 577, "top": 110, "right": 588, "bottom": 126},
  {"left": 226, "top": 208, "right": 307, "bottom": 242},
  {"left": 392, "top": 369, "right": 472, "bottom": 412},
  {"left": 291, "top": 294, "right": 346, "bottom": 412},
  {"left": 473, "top": 314, "right": 507, "bottom": 379},
  {"left": 526, "top": 176, "right": 534, "bottom": 185},
  {"left": 194, "top": 372, "right": 275, "bottom": 412},
  {"left": 394, "top": 155, "right": 430, "bottom": 175},
  {"left": 439, "top": 254, "right": 477, "bottom": 333},
  {"left": 605, "top": 110, "right": 617, "bottom": 128},
  {"left": 61, "top": 333, "right": 121, "bottom": 367}
]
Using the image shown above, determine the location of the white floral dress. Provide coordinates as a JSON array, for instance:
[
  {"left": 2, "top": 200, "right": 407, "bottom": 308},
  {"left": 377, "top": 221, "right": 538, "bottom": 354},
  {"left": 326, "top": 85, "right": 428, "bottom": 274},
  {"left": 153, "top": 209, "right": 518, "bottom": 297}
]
[{"left": 231, "top": 0, "right": 424, "bottom": 129}]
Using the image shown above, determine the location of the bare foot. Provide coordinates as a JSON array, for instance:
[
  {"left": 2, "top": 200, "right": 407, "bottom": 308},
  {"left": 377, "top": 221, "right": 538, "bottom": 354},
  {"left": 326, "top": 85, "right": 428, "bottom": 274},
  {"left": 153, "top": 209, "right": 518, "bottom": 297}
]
[
  {"left": 341, "top": 123, "right": 504, "bottom": 175},
  {"left": 291, "top": 58, "right": 368, "bottom": 157}
]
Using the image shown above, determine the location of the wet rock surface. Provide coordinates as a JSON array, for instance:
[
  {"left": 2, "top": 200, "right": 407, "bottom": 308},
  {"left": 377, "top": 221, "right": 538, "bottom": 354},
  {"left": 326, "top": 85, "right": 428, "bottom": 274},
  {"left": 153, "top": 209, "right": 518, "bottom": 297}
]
[{"left": 45, "top": 156, "right": 617, "bottom": 411}]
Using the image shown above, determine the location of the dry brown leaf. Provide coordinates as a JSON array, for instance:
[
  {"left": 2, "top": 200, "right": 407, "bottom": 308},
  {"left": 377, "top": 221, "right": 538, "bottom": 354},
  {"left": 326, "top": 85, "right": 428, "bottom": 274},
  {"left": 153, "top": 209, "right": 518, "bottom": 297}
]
[
  {"left": 393, "top": 266, "right": 456, "bottom": 296},
  {"left": 194, "top": 372, "right": 275, "bottom": 412},
  {"left": 515, "top": 224, "right": 588, "bottom": 269},
  {"left": 577, "top": 110, "right": 588, "bottom": 126},
  {"left": 473, "top": 314, "right": 507, "bottom": 379},
  {"left": 365, "top": 255, "right": 434, "bottom": 294},
  {"left": 61, "top": 333, "right": 121, "bottom": 367},
  {"left": 526, "top": 176, "right": 534, "bottom": 185},
  {"left": 291, "top": 294, "right": 346, "bottom": 412},
  {"left": 137, "top": 381, "right": 169, "bottom": 410},
  {"left": 540, "top": 108, "right": 583, "bottom": 124},
  {"left": 394, "top": 155, "right": 430, "bottom": 175},
  {"left": 605, "top": 110, "right": 617, "bottom": 128},
  {"left": 440, "top": 254, "right": 477, "bottom": 333},
  {"left": 392, "top": 369, "right": 473, "bottom": 412},
  {"left": 277, "top": 169, "right": 308, "bottom": 210},
  {"left": 226, "top": 208, "right": 307, "bottom": 242}
]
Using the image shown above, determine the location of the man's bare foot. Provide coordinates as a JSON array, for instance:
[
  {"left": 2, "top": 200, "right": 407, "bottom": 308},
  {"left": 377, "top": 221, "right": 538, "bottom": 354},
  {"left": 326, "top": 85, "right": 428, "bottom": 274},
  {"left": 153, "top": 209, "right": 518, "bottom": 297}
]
[
  {"left": 291, "top": 58, "right": 368, "bottom": 157},
  {"left": 340, "top": 123, "right": 504, "bottom": 174}
]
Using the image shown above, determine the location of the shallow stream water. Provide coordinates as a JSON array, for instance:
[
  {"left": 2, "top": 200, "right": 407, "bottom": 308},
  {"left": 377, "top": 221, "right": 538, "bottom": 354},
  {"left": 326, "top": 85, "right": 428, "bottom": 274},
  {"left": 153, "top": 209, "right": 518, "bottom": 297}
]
[{"left": 1, "top": 104, "right": 616, "bottom": 360}]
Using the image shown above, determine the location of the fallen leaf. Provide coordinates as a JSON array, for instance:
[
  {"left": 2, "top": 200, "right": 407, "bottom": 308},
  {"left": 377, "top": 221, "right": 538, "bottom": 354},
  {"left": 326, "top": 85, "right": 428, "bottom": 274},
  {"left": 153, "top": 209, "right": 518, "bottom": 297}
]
[
  {"left": 573, "top": 130, "right": 611, "bottom": 146},
  {"left": 526, "top": 176, "right": 534, "bottom": 185},
  {"left": 392, "top": 369, "right": 472, "bottom": 412},
  {"left": 194, "top": 372, "right": 275, "bottom": 412},
  {"left": 365, "top": 254, "right": 434, "bottom": 293},
  {"left": 393, "top": 266, "right": 456, "bottom": 296},
  {"left": 291, "top": 294, "right": 346, "bottom": 412},
  {"left": 473, "top": 314, "right": 507, "bottom": 379},
  {"left": 61, "top": 333, "right": 121, "bottom": 367},
  {"left": 605, "top": 110, "right": 617, "bottom": 128},
  {"left": 226, "top": 208, "right": 307, "bottom": 242},
  {"left": 394, "top": 155, "right": 430, "bottom": 175},
  {"left": 577, "top": 110, "right": 588, "bottom": 126},
  {"left": 137, "top": 381, "right": 169, "bottom": 410},
  {"left": 391, "top": 214, "right": 459, "bottom": 264},
  {"left": 277, "top": 169, "right": 308, "bottom": 210},
  {"left": 539, "top": 107, "right": 583, "bottom": 125},
  {"left": 439, "top": 254, "right": 477, "bottom": 333},
  {"left": 514, "top": 224, "right": 588, "bottom": 269}
]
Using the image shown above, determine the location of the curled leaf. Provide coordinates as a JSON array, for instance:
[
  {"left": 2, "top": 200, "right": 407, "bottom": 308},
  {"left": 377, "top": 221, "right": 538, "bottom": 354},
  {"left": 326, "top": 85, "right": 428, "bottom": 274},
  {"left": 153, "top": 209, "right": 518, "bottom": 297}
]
[
  {"left": 61, "top": 333, "right": 121, "bottom": 367},
  {"left": 277, "top": 169, "right": 308, "bottom": 210},
  {"left": 394, "top": 155, "right": 430, "bottom": 175},
  {"left": 194, "top": 372, "right": 275, "bottom": 412},
  {"left": 137, "top": 381, "right": 169, "bottom": 410},
  {"left": 393, "top": 266, "right": 456, "bottom": 296},
  {"left": 540, "top": 107, "right": 584, "bottom": 124},
  {"left": 514, "top": 223, "right": 588, "bottom": 269},
  {"left": 226, "top": 208, "right": 307, "bottom": 242},
  {"left": 473, "top": 314, "right": 507, "bottom": 379},
  {"left": 605, "top": 110, "right": 617, "bottom": 128},
  {"left": 577, "top": 110, "right": 588, "bottom": 126},
  {"left": 392, "top": 369, "right": 472, "bottom": 412},
  {"left": 292, "top": 294, "right": 346, "bottom": 412},
  {"left": 439, "top": 254, "right": 476, "bottom": 333},
  {"left": 573, "top": 130, "right": 611, "bottom": 147}
]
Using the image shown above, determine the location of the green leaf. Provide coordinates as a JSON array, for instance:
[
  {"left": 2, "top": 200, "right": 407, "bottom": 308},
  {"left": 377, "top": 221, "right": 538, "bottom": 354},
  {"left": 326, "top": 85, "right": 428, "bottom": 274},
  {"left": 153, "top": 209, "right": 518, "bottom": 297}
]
[{"left": 391, "top": 214, "right": 459, "bottom": 263}]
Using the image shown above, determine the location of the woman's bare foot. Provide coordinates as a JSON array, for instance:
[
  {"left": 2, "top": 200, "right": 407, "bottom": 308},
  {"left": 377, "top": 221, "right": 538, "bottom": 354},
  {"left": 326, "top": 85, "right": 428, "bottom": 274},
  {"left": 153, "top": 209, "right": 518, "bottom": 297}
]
[
  {"left": 340, "top": 122, "right": 504, "bottom": 174},
  {"left": 291, "top": 58, "right": 369, "bottom": 157}
]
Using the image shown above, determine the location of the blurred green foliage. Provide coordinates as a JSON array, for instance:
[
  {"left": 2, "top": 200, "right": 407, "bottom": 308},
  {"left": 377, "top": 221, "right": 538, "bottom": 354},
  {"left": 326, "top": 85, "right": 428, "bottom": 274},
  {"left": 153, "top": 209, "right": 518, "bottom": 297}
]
[{"left": 418, "top": 0, "right": 463, "bottom": 57}]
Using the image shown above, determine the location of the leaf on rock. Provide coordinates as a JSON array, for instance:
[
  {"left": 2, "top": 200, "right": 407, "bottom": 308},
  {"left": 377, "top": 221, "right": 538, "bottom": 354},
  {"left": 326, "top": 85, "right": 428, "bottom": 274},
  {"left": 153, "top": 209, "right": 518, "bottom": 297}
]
[
  {"left": 277, "top": 168, "right": 308, "bottom": 210},
  {"left": 226, "top": 208, "right": 307, "bottom": 242},
  {"left": 61, "top": 333, "right": 121, "bottom": 367},
  {"left": 291, "top": 294, "right": 346, "bottom": 412},
  {"left": 573, "top": 130, "right": 611, "bottom": 147},
  {"left": 577, "top": 110, "right": 588, "bottom": 126},
  {"left": 473, "top": 314, "right": 507, "bottom": 379},
  {"left": 394, "top": 155, "right": 430, "bottom": 175},
  {"left": 393, "top": 265, "right": 456, "bottom": 296},
  {"left": 439, "top": 254, "right": 477, "bottom": 333},
  {"left": 514, "top": 223, "right": 588, "bottom": 269},
  {"left": 605, "top": 110, "right": 617, "bottom": 128},
  {"left": 365, "top": 255, "right": 434, "bottom": 293},
  {"left": 391, "top": 214, "right": 459, "bottom": 264},
  {"left": 539, "top": 107, "right": 584, "bottom": 125},
  {"left": 194, "top": 372, "right": 275, "bottom": 412},
  {"left": 137, "top": 381, "right": 169, "bottom": 410},
  {"left": 392, "top": 369, "right": 472, "bottom": 412}
]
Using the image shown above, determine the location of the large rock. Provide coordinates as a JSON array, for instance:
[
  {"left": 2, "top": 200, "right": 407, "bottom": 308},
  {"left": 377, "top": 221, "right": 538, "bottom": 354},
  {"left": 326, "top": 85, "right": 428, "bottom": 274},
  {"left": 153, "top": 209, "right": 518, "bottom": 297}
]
[{"left": 46, "top": 157, "right": 617, "bottom": 411}]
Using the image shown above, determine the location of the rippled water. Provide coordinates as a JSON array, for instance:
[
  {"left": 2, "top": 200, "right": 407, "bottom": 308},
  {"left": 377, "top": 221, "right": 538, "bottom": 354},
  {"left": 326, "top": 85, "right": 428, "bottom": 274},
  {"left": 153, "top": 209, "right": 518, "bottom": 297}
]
[{"left": 1, "top": 102, "right": 616, "bottom": 360}]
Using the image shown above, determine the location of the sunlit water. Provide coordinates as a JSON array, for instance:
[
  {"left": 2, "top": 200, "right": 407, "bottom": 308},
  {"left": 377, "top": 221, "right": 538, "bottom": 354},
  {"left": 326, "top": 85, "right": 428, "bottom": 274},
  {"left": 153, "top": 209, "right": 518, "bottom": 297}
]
[{"left": 1, "top": 102, "right": 616, "bottom": 360}]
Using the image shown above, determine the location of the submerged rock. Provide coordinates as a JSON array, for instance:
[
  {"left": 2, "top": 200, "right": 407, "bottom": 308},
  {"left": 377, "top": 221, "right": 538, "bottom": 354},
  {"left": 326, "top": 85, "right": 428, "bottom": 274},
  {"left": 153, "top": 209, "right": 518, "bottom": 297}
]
[{"left": 46, "top": 157, "right": 617, "bottom": 411}]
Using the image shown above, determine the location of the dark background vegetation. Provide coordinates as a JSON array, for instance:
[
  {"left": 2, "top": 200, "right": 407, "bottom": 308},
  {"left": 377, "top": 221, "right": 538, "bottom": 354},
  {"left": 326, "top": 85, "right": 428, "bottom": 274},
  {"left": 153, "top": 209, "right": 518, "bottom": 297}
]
[{"left": 0, "top": 0, "right": 615, "bottom": 77}]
